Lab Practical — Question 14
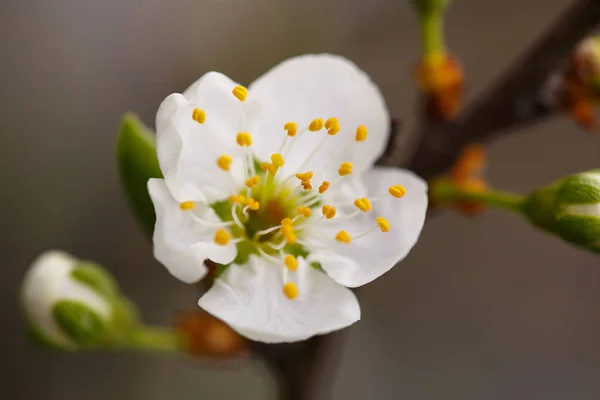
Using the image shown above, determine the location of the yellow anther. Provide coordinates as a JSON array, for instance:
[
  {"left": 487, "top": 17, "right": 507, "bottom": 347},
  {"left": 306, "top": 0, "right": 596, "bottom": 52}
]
[
  {"left": 376, "top": 217, "right": 391, "bottom": 232},
  {"left": 284, "top": 255, "right": 298, "bottom": 272},
  {"left": 338, "top": 162, "right": 354, "bottom": 176},
  {"left": 236, "top": 132, "right": 252, "bottom": 147},
  {"left": 179, "top": 201, "right": 195, "bottom": 210},
  {"left": 325, "top": 118, "right": 340, "bottom": 135},
  {"left": 301, "top": 179, "right": 312, "bottom": 190},
  {"left": 335, "top": 230, "right": 352, "bottom": 243},
  {"left": 216, "top": 155, "right": 232, "bottom": 171},
  {"left": 354, "top": 197, "right": 372, "bottom": 212},
  {"left": 271, "top": 153, "right": 285, "bottom": 168},
  {"left": 284, "top": 232, "right": 297, "bottom": 244},
  {"left": 308, "top": 118, "right": 324, "bottom": 132},
  {"left": 355, "top": 125, "right": 368, "bottom": 141},
  {"left": 214, "top": 229, "right": 231, "bottom": 246},
  {"left": 296, "top": 171, "right": 314, "bottom": 181},
  {"left": 388, "top": 185, "right": 407, "bottom": 198},
  {"left": 232, "top": 85, "right": 248, "bottom": 102},
  {"left": 297, "top": 206, "right": 312, "bottom": 218},
  {"left": 260, "top": 162, "right": 276, "bottom": 174},
  {"left": 229, "top": 194, "right": 246, "bottom": 204},
  {"left": 318, "top": 181, "right": 330, "bottom": 194},
  {"left": 246, "top": 197, "right": 260, "bottom": 211},
  {"left": 284, "top": 122, "right": 298, "bottom": 137},
  {"left": 192, "top": 108, "right": 206, "bottom": 124},
  {"left": 281, "top": 218, "right": 294, "bottom": 226},
  {"left": 283, "top": 282, "right": 299, "bottom": 299},
  {"left": 321, "top": 205, "right": 336, "bottom": 219},
  {"left": 245, "top": 175, "right": 261, "bottom": 188}
]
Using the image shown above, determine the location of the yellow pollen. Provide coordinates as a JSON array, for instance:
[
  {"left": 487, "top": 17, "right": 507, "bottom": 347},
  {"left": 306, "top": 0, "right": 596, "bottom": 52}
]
[
  {"left": 245, "top": 175, "right": 261, "bottom": 188},
  {"left": 283, "top": 282, "right": 299, "bottom": 299},
  {"left": 338, "top": 162, "right": 353, "bottom": 176},
  {"left": 297, "top": 206, "right": 312, "bottom": 218},
  {"left": 308, "top": 118, "right": 324, "bottom": 132},
  {"left": 246, "top": 197, "right": 260, "bottom": 211},
  {"left": 388, "top": 185, "right": 407, "bottom": 198},
  {"left": 284, "top": 122, "right": 298, "bottom": 137},
  {"left": 335, "top": 230, "right": 352, "bottom": 243},
  {"left": 261, "top": 162, "right": 276, "bottom": 174},
  {"left": 301, "top": 179, "right": 312, "bottom": 190},
  {"left": 318, "top": 181, "right": 330, "bottom": 193},
  {"left": 327, "top": 123, "right": 340, "bottom": 136},
  {"left": 281, "top": 218, "right": 294, "bottom": 226},
  {"left": 325, "top": 118, "right": 340, "bottom": 135},
  {"left": 216, "top": 155, "right": 232, "bottom": 171},
  {"left": 321, "top": 205, "right": 336, "bottom": 219},
  {"left": 376, "top": 217, "right": 391, "bottom": 232},
  {"left": 214, "top": 229, "right": 231, "bottom": 245},
  {"left": 236, "top": 132, "right": 252, "bottom": 147},
  {"left": 229, "top": 194, "right": 246, "bottom": 204},
  {"left": 284, "top": 232, "right": 297, "bottom": 244},
  {"left": 179, "top": 201, "right": 195, "bottom": 210},
  {"left": 284, "top": 255, "right": 298, "bottom": 272},
  {"left": 355, "top": 125, "right": 368, "bottom": 141},
  {"left": 232, "top": 85, "right": 248, "bottom": 102},
  {"left": 296, "top": 171, "right": 314, "bottom": 181},
  {"left": 354, "top": 197, "right": 372, "bottom": 212},
  {"left": 192, "top": 108, "right": 206, "bottom": 124},
  {"left": 271, "top": 153, "right": 285, "bottom": 168}
]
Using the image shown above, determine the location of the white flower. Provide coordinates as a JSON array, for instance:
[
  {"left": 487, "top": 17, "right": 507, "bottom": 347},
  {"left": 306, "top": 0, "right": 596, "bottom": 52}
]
[
  {"left": 149, "top": 54, "right": 428, "bottom": 343},
  {"left": 20, "top": 251, "right": 112, "bottom": 349}
]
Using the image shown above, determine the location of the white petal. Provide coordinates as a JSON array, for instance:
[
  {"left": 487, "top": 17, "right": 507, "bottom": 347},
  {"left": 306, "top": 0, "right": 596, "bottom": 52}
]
[
  {"left": 156, "top": 72, "right": 260, "bottom": 203},
  {"left": 248, "top": 54, "right": 389, "bottom": 182},
  {"left": 198, "top": 255, "right": 360, "bottom": 343},
  {"left": 148, "top": 178, "right": 237, "bottom": 283},
  {"left": 306, "top": 167, "right": 428, "bottom": 288},
  {"left": 20, "top": 251, "right": 110, "bottom": 348}
]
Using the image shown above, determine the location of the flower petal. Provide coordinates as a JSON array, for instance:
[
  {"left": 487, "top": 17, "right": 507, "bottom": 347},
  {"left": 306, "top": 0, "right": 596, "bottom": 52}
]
[
  {"left": 198, "top": 255, "right": 360, "bottom": 343},
  {"left": 156, "top": 72, "right": 260, "bottom": 203},
  {"left": 306, "top": 167, "right": 428, "bottom": 288},
  {"left": 248, "top": 54, "right": 389, "bottom": 181},
  {"left": 148, "top": 178, "right": 237, "bottom": 283}
]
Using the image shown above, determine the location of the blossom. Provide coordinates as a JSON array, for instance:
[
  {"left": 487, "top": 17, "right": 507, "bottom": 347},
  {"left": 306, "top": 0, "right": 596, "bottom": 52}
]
[{"left": 148, "top": 54, "right": 428, "bottom": 343}]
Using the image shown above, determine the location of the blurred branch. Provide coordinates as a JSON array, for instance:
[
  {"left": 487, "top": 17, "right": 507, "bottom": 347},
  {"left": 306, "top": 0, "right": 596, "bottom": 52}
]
[{"left": 397, "top": 0, "right": 600, "bottom": 179}]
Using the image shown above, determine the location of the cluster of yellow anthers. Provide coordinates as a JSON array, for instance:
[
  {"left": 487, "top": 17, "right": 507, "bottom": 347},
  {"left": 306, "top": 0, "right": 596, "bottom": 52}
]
[{"left": 180, "top": 85, "right": 408, "bottom": 300}]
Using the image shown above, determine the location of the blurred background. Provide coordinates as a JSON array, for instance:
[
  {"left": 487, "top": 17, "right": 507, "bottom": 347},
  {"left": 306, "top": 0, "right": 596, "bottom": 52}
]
[{"left": 2, "top": 0, "right": 600, "bottom": 398}]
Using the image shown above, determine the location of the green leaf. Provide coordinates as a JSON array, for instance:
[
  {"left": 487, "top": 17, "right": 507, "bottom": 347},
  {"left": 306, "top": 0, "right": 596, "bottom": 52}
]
[
  {"left": 53, "top": 300, "right": 108, "bottom": 347},
  {"left": 117, "top": 113, "right": 163, "bottom": 237}
]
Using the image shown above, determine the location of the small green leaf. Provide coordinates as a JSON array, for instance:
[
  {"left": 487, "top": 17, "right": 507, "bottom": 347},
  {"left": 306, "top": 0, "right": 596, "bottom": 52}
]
[
  {"left": 71, "top": 262, "right": 119, "bottom": 301},
  {"left": 117, "top": 113, "right": 163, "bottom": 237},
  {"left": 53, "top": 300, "right": 108, "bottom": 347}
]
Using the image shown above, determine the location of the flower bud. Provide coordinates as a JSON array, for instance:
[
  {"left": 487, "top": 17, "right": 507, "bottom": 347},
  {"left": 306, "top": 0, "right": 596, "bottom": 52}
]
[
  {"left": 523, "top": 171, "right": 600, "bottom": 251},
  {"left": 20, "top": 251, "right": 137, "bottom": 350}
]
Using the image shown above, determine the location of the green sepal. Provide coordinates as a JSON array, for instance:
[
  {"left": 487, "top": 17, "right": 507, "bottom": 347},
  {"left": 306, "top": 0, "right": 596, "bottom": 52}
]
[
  {"left": 117, "top": 113, "right": 163, "bottom": 237},
  {"left": 522, "top": 185, "right": 559, "bottom": 233},
  {"left": 556, "top": 173, "right": 600, "bottom": 205},
  {"left": 26, "top": 323, "right": 73, "bottom": 351},
  {"left": 52, "top": 300, "right": 109, "bottom": 347},
  {"left": 554, "top": 214, "right": 600, "bottom": 247}
]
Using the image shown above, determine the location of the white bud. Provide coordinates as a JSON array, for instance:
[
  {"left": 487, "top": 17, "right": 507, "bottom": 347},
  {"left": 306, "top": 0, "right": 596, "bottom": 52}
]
[{"left": 21, "top": 250, "right": 111, "bottom": 349}]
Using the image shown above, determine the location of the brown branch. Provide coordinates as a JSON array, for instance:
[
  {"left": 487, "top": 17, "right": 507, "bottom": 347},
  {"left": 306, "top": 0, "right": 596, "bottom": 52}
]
[{"left": 403, "top": 0, "right": 600, "bottom": 180}]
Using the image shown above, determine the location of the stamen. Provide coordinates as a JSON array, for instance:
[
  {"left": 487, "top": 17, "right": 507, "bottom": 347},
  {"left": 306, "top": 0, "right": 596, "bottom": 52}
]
[
  {"left": 280, "top": 219, "right": 297, "bottom": 244},
  {"left": 216, "top": 155, "right": 232, "bottom": 171},
  {"left": 355, "top": 125, "right": 368, "bottom": 141},
  {"left": 284, "top": 255, "right": 298, "bottom": 272},
  {"left": 246, "top": 197, "right": 260, "bottom": 211},
  {"left": 245, "top": 175, "right": 261, "bottom": 188},
  {"left": 283, "top": 282, "right": 299, "bottom": 299},
  {"left": 319, "top": 181, "right": 330, "bottom": 194},
  {"left": 388, "top": 185, "right": 407, "bottom": 198},
  {"left": 256, "top": 246, "right": 282, "bottom": 264},
  {"left": 230, "top": 204, "right": 244, "bottom": 228},
  {"left": 325, "top": 117, "right": 340, "bottom": 135},
  {"left": 296, "top": 171, "right": 314, "bottom": 181},
  {"left": 236, "top": 132, "right": 253, "bottom": 147},
  {"left": 232, "top": 85, "right": 248, "bottom": 102},
  {"left": 229, "top": 194, "right": 246, "bottom": 204},
  {"left": 214, "top": 229, "right": 231, "bottom": 246},
  {"left": 354, "top": 197, "right": 372, "bottom": 212},
  {"left": 179, "top": 201, "right": 195, "bottom": 210},
  {"left": 271, "top": 153, "right": 285, "bottom": 168},
  {"left": 301, "top": 179, "right": 312, "bottom": 190},
  {"left": 297, "top": 206, "right": 312, "bottom": 218},
  {"left": 188, "top": 213, "right": 235, "bottom": 228},
  {"left": 338, "top": 162, "right": 353, "bottom": 176},
  {"left": 376, "top": 217, "right": 391, "bottom": 232},
  {"left": 308, "top": 118, "right": 324, "bottom": 132},
  {"left": 335, "top": 230, "right": 352, "bottom": 244},
  {"left": 284, "top": 122, "right": 298, "bottom": 137},
  {"left": 192, "top": 108, "right": 206, "bottom": 124},
  {"left": 322, "top": 205, "right": 337, "bottom": 219}
]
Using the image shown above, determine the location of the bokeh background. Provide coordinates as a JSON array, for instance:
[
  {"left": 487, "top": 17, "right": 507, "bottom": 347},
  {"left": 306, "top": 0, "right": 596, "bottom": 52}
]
[{"left": 3, "top": 0, "right": 600, "bottom": 398}]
